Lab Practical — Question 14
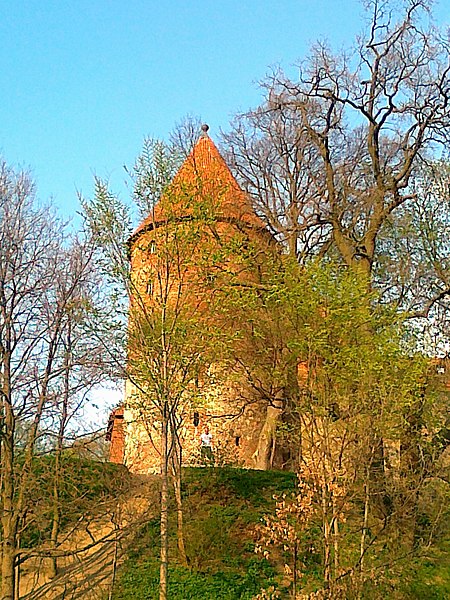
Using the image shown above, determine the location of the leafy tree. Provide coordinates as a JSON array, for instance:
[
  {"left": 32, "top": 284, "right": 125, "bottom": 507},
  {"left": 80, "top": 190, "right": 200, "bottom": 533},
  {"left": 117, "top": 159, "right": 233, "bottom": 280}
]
[
  {"left": 212, "top": 250, "right": 298, "bottom": 470},
  {"left": 252, "top": 260, "right": 447, "bottom": 598}
]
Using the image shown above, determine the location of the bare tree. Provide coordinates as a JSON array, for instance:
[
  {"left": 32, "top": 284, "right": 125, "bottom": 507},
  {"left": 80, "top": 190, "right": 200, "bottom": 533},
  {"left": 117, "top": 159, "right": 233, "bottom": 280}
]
[
  {"left": 0, "top": 159, "right": 107, "bottom": 599},
  {"left": 45, "top": 236, "right": 110, "bottom": 579},
  {"left": 223, "top": 98, "right": 329, "bottom": 262},
  {"left": 0, "top": 161, "right": 61, "bottom": 599},
  {"left": 224, "top": 0, "right": 450, "bottom": 308}
]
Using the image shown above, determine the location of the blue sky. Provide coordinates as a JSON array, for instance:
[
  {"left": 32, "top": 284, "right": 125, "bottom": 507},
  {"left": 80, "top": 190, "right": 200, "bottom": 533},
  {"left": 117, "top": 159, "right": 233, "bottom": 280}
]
[{"left": 0, "top": 0, "right": 448, "bottom": 219}]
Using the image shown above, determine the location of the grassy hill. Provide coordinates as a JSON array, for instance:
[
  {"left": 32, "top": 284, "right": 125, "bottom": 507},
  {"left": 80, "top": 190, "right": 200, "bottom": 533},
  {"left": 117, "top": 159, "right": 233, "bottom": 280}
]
[
  {"left": 111, "top": 467, "right": 450, "bottom": 600},
  {"left": 22, "top": 453, "right": 129, "bottom": 548},
  {"left": 112, "top": 468, "right": 295, "bottom": 600}
]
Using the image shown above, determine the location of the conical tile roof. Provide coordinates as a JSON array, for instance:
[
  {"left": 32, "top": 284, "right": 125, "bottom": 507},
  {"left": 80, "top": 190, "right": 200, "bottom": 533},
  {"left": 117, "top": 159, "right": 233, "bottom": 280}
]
[{"left": 130, "top": 130, "right": 267, "bottom": 243}]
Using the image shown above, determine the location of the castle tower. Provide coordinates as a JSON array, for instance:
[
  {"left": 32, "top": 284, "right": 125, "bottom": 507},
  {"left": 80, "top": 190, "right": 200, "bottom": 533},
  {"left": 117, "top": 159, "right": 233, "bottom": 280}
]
[{"left": 109, "top": 126, "right": 276, "bottom": 473}]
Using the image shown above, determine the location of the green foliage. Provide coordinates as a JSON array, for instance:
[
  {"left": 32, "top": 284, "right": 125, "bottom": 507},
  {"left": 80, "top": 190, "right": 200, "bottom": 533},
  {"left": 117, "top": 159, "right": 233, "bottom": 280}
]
[
  {"left": 183, "top": 467, "right": 295, "bottom": 503},
  {"left": 113, "top": 558, "right": 276, "bottom": 600},
  {"left": 110, "top": 468, "right": 450, "bottom": 598},
  {"left": 402, "top": 542, "right": 450, "bottom": 599},
  {"left": 210, "top": 259, "right": 449, "bottom": 597},
  {"left": 132, "top": 137, "right": 183, "bottom": 218}
]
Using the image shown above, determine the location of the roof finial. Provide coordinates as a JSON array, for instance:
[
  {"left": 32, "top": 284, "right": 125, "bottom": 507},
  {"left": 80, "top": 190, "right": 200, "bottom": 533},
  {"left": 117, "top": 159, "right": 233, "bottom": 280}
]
[{"left": 201, "top": 123, "right": 210, "bottom": 137}]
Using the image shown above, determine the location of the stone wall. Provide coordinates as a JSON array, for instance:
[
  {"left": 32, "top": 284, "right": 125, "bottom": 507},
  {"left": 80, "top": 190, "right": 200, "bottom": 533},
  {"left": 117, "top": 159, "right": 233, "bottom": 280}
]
[{"left": 120, "top": 378, "right": 268, "bottom": 473}]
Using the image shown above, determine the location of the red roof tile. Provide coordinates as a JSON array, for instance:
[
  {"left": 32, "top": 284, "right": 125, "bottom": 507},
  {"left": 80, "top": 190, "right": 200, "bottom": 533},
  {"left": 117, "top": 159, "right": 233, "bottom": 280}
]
[{"left": 131, "top": 133, "right": 267, "bottom": 242}]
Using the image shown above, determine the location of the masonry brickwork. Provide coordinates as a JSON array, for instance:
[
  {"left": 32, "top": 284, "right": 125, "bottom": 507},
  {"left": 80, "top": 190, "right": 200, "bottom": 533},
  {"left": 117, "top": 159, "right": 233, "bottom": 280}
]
[
  {"left": 106, "top": 406, "right": 125, "bottom": 464},
  {"left": 108, "top": 129, "right": 276, "bottom": 473}
]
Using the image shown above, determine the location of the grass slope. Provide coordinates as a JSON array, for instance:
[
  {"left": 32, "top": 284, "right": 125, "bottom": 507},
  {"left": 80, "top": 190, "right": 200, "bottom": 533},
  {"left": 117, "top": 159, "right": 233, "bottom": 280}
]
[
  {"left": 112, "top": 468, "right": 295, "bottom": 600},
  {"left": 23, "top": 454, "right": 129, "bottom": 548},
  {"left": 112, "top": 467, "right": 450, "bottom": 600}
]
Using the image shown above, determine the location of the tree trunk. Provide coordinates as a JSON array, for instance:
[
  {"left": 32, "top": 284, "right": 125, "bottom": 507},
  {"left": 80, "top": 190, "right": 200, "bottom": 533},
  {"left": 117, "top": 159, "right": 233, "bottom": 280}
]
[
  {"left": 1, "top": 356, "right": 17, "bottom": 600},
  {"left": 14, "top": 561, "right": 20, "bottom": 600},
  {"left": 253, "top": 398, "right": 283, "bottom": 470},
  {"left": 48, "top": 456, "right": 62, "bottom": 579},
  {"left": 322, "top": 486, "right": 331, "bottom": 585},
  {"left": 333, "top": 497, "right": 339, "bottom": 576},
  {"left": 1, "top": 464, "right": 17, "bottom": 600},
  {"left": 1, "top": 541, "right": 15, "bottom": 600},
  {"left": 49, "top": 324, "right": 71, "bottom": 578},
  {"left": 293, "top": 541, "right": 298, "bottom": 599},
  {"left": 159, "top": 403, "right": 169, "bottom": 600},
  {"left": 108, "top": 511, "right": 121, "bottom": 600},
  {"left": 359, "top": 477, "right": 370, "bottom": 597},
  {"left": 170, "top": 430, "right": 188, "bottom": 568}
]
